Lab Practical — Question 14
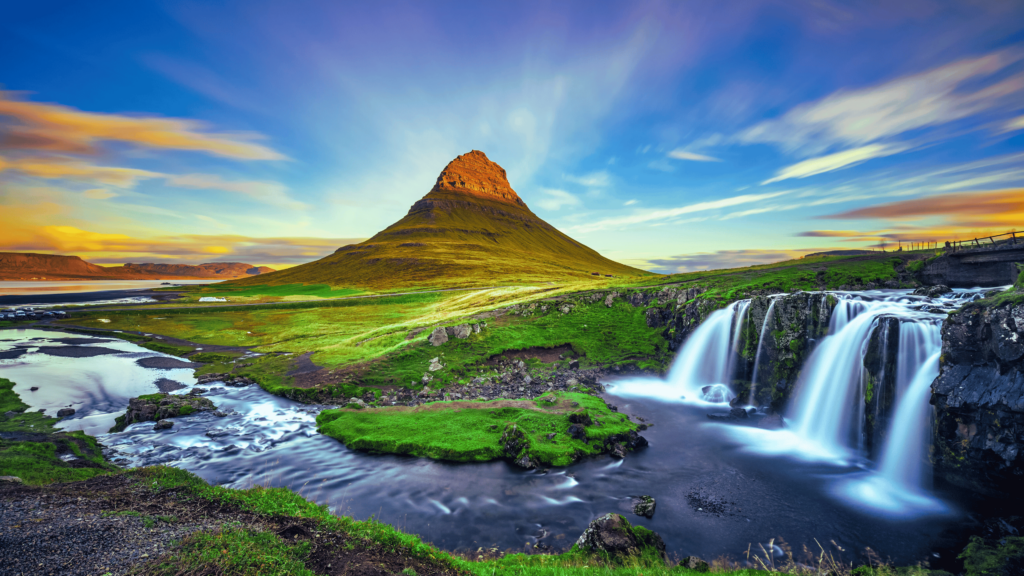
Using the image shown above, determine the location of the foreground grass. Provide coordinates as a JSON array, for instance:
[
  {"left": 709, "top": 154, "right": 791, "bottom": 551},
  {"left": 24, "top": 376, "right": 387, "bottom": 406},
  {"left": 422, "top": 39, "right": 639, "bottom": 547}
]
[
  {"left": 144, "top": 527, "right": 315, "bottom": 576},
  {"left": 317, "top": 392, "right": 636, "bottom": 466},
  {"left": 0, "top": 377, "right": 116, "bottom": 484}
]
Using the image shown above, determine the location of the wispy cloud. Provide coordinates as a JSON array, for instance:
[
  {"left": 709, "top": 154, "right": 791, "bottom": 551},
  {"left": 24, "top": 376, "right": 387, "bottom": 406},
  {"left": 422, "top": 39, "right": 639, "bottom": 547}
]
[
  {"left": 1002, "top": 115, "right": 1024, "bottom": 132},
  {"left": 83, "top": 188, "right": 117, "bottom": 200},
  {"left": 536, "top": 188, "right": 582, "bottom": 211},
  {"left": 642, "top": 248, "right": 818, "bottom": 273},
  {"left": 166, "top": 174, "right": 308, "bottom": 210},
  {"left": 564, "top": 171, "right": 611, "bottom": 187},
  {"left": 668, "top": 148, "right": 721, "bottom": 162},
  {"left": 0, "top": 155, "right": 163, "bottom": 187},
  {"left": 624, "top": 199, "right": 638, "bottom": 206},
  {"left": 739, "top": 48, "right": 1024, "bottom": 156},
  {"left": 0, "top": 91, "right": 286, "bottom": 160},
  {"left": 566, "top": 191, "right": 788, "bottom": 233},
  {"left": 824, "top": 188, "right": 1024, "bottom": 222},
  {"left": 762, "top": 143, "right": 906, "bottom": 184}
]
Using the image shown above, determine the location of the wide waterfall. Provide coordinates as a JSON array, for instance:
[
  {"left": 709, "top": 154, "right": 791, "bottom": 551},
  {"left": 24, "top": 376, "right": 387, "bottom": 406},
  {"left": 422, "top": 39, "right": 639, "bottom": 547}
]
[{"left": 613, "top": 287, "right": 1000, "bottom": 517}]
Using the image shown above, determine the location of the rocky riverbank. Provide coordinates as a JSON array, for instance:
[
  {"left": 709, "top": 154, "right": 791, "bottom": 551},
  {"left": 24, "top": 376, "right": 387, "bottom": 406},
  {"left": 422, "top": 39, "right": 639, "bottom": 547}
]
[{"left": 931, "top": 297, "right": 1024, "bottom": 498}]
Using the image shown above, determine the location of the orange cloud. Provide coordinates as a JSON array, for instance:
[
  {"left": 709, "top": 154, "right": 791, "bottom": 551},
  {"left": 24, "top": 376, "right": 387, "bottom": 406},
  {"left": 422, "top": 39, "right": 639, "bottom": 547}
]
[
  {"left": 824, "top": 188, "right": 1024, "bottom": 221},
  {"left": 0, "top": 223, "right": 365, "bottom": 268},
  {"left": 0, "top": 91, "right": 285, "bottom": 160},
  {"left": 801, "top": 188, "right": 1024, "bottom": 245},
  {"left": 0, "top": 155, "right": 163, "bottom": 186}
]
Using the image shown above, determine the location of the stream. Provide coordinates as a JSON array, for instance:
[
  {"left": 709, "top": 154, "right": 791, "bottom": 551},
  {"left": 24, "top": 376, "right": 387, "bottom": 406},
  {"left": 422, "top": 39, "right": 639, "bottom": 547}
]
[{"left": 0, "top": 288, "right": 1000, "bottom": 564}]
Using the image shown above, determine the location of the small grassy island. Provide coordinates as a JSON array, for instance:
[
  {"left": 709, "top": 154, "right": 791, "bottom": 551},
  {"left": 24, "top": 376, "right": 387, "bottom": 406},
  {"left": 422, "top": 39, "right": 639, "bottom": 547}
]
[{"left": 316, "top": 392, "right": 641, "bottom": 467}]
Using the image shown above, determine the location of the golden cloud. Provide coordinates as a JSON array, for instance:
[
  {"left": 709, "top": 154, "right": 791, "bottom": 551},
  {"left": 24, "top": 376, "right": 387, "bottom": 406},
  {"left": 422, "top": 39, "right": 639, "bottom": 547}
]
[
  {"left": 824, "top": 188, "right": 1024, "bottom": 221},
  {"left": 0, "top": 155, "right": 163, "bottom": 186},
  {"left": 82, "top": 189, "right": 118, "bottom": 200},
  {"left": 0, "top": 91, "right": 285, "bottom": 160},
  {"left": 799, "top": 188, "right": 1024, "bottom": 245},
  {"left": 0, "top": 223, "right": 365, "bottom": 268}
]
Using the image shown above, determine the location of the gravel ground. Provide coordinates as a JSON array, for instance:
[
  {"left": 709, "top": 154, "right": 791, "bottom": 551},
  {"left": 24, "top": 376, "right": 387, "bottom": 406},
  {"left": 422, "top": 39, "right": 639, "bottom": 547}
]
[
  {"left": 0, "top": 494, "right": 214, "bottom": 576},
  {"left": 0, "top": 479, "right": 218, "bottom": 573}
]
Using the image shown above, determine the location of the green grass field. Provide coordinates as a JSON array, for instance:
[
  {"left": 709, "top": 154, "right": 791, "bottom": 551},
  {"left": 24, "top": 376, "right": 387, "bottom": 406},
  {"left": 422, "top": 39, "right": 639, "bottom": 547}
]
[{"left": 316, "top": 392, "right": 637, "bottom": 466}]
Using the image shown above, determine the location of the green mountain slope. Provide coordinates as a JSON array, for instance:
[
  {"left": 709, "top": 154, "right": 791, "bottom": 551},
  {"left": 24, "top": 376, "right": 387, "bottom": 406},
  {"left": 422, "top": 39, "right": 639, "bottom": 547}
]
[{"left": 230, "top": 151, "right": 650, "bottom": 290}]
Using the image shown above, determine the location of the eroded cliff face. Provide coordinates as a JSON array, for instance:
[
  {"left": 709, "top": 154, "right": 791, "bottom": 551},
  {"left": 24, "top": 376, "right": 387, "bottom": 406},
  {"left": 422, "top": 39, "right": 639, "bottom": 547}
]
[{"left": 931, "top": 301, "right": 1024, "bottom": 496}]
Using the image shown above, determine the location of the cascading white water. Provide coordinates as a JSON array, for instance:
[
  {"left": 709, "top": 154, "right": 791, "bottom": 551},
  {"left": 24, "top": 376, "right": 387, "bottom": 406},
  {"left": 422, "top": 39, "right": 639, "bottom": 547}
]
[
  {"left": 634, "top": 300, "right": 751, "bottom": 404},
  {"left": 729, "top": 300, "right": 751, "bottom": 387},
  {"left": 615, "top": 287, "right": 1005, "bottom": 516},
  {"left": 833, "top": 350, "right": 945, "bottom": 516},
  {"left": 879, "top": 350, "right": 941, "bottom": 490},
  {"left": 747, "top": 299, "right": 776, "bottom": 405}
]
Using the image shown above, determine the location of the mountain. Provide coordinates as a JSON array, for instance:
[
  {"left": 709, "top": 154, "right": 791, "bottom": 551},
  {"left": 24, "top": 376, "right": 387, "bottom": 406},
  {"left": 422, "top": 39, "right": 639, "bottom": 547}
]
[
  {"left": 116, "top": 263, "right": 276, "bottom": 278},
  {"left": 0, "top": 252, "right": 275, "bottom": 281},
  {"left": 229, "top": 150, "right": 649, "bottom": 290}
]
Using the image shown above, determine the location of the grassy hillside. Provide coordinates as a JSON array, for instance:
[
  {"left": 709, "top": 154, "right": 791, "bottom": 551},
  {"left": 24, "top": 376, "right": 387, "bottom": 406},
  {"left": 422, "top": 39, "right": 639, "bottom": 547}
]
[{"left": 59, "top": 251, "right": 927, "bottom": 397}]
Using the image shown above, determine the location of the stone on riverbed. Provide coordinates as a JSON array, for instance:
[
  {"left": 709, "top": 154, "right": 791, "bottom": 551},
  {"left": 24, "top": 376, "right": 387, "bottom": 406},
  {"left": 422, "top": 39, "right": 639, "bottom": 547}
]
[
  {"left": 109, "top": 393, "right": 216, "bottom": 433},
  {"left": 56, "top": 408, "right": 75, "bottom": 418},
  {"left": 632, "top": 495, "right": 656, "bottom": 518},
  {"left": 153, "top": 419, "right": 174, "bottom": 431}
]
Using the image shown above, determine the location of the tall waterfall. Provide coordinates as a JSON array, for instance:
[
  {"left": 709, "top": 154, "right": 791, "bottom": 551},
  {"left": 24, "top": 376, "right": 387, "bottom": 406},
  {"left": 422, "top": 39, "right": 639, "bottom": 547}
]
[
  {"left": 747, "top": 298, "right": 776, "bottom": 405},
  {"left": 665, "top": 300, "right": 749, "bottom": 404}
]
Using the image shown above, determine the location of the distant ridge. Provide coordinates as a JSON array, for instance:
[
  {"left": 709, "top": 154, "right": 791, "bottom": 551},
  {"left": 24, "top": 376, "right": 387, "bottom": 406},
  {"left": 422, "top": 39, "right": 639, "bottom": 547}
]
[
  {"left": 229, "top": 150, "right": 649, "bottom": 290},
  {"left": 0, "top": 252, "right": 275, "bottom": 281},
  {"left": 802, "top": 250, "right": 876, "bottom": 259}
]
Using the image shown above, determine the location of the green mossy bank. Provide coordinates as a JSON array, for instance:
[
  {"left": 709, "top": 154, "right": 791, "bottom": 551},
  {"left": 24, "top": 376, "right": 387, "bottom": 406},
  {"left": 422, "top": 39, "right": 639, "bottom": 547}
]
[
  {"left": 0, "top": 377, "right": 116, "bottom": 484},
  {"left": 316, "top": 392, "right": 640, "bottom": 467}
]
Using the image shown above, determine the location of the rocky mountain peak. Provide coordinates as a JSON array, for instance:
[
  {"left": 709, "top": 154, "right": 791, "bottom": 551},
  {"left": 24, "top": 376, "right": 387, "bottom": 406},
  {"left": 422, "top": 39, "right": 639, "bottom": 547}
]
[{"left": 431, "top": 150, "right": 525, "bottom": 207}]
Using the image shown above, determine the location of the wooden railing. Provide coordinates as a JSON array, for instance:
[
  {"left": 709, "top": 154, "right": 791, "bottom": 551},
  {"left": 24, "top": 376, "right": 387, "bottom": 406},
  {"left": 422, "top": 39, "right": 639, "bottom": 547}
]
[{"left": 945, "top": 230, "right": 1020, "bottom": 252}]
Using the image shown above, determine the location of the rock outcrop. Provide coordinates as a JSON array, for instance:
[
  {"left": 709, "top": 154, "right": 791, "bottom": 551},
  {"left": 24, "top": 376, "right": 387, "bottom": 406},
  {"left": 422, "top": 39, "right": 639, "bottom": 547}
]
[
  {"left": 931, "top": 298, "right": 1024, "bottom": 496},
  {"left": 574, "top": 513, "right": 667, "bottom": 562},
  {"left": 431, "top": 150, "right": 525, "bottom": 207},
  {"left": 428, "top": 323, "right": 484, "bottom": 346},
  {"left": 109, "top": 393, "right": 216, "bottom": 433}
]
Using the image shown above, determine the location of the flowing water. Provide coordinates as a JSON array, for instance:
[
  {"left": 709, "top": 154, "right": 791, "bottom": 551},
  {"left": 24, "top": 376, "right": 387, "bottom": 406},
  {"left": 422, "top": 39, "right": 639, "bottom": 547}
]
[{"left": 0, "top": 287, "right": 1008, "bottom": 562}]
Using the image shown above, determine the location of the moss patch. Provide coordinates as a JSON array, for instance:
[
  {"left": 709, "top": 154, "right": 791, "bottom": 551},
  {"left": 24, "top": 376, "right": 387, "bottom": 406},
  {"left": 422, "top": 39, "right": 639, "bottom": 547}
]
[{"left": 316, "top": 392, "right": 636, "bottom": 467}]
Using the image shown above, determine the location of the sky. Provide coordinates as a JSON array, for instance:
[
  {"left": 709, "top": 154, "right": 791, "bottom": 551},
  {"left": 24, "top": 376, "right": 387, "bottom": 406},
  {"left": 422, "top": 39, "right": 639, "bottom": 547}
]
[{"left": 1, "top": 1, "right": 1023, "bottom": 273}]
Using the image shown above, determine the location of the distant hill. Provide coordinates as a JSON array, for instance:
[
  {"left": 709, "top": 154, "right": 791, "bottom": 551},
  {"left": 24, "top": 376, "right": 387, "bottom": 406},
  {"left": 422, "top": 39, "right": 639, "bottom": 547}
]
[
  {"left": 0, "top": 252, "right": 275, "bottom": 281},
  {"left": 228, "top": 150, "right": 650, "bottom": 290},
  {"left": 802, "top": 250, "right": 877, "bottom": 259}
]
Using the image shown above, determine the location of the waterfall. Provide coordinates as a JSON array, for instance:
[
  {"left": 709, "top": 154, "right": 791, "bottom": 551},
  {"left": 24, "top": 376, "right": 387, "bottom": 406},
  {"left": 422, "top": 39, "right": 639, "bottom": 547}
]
[
  {"left": 664, "top": 301, "right": 749, "bottom": 404},
  {"left": 729, "top": 300, "right": 751, "bottom": 385},
  {"left": 786, "top": 306, "right": 881, "bottom": 458},
  {"left": 747, "top": 299, "right": 776, "bottom": 406},
  {"left": 613, "top": 287, "right": 1000, "bottom": 517},
  {"left": 878, "top": 350, "right": 940, "bottom": 491}
]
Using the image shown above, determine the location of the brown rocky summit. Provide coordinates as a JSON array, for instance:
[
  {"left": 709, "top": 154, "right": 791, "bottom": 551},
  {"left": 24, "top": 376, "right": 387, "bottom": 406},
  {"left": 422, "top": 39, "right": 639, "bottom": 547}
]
[{"left": 432, "top": 150, "right": 525, "bottom": 207}]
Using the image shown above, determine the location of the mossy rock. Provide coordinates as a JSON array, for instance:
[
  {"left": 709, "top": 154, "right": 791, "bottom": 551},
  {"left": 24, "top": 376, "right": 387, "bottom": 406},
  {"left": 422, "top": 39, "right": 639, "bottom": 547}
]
[{"left": 109, "top": 393, "right": 216, "bottom": 433}]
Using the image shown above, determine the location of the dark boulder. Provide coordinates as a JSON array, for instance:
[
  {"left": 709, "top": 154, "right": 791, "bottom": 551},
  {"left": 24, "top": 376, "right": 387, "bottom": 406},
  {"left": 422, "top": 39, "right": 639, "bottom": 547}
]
[
  {"left": 153, "top": 419, "right": 174, "bottom": 430},
  {"left": 677, "top": 556, "right": 710, "bottom": 572},
  {"left": 632, "top": 495, "right": 656, "bottom": 518},
  {"left": 56, "top": 408, "right": 75, "bottom": 418},
  {"left": 501, "top": 423, "right": 535, "bottom": 469},
  {"left": 914, "top": 284, "right": 951, "bottom": 298},
  {"left": 931, "top": 301, "right": 1024, "bottom": 498},
  {"left": 568, "top": 412, "right": 593, "bottom": 426},
  {"left": 574, "top": 513, "right": 667, "bottom": 562}
]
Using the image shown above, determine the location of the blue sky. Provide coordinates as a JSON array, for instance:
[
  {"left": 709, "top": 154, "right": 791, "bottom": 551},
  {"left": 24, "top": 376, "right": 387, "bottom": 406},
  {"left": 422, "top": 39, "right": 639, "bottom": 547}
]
[{"left": 1, "top": 0, "right": 1023, "bottom": 271}]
